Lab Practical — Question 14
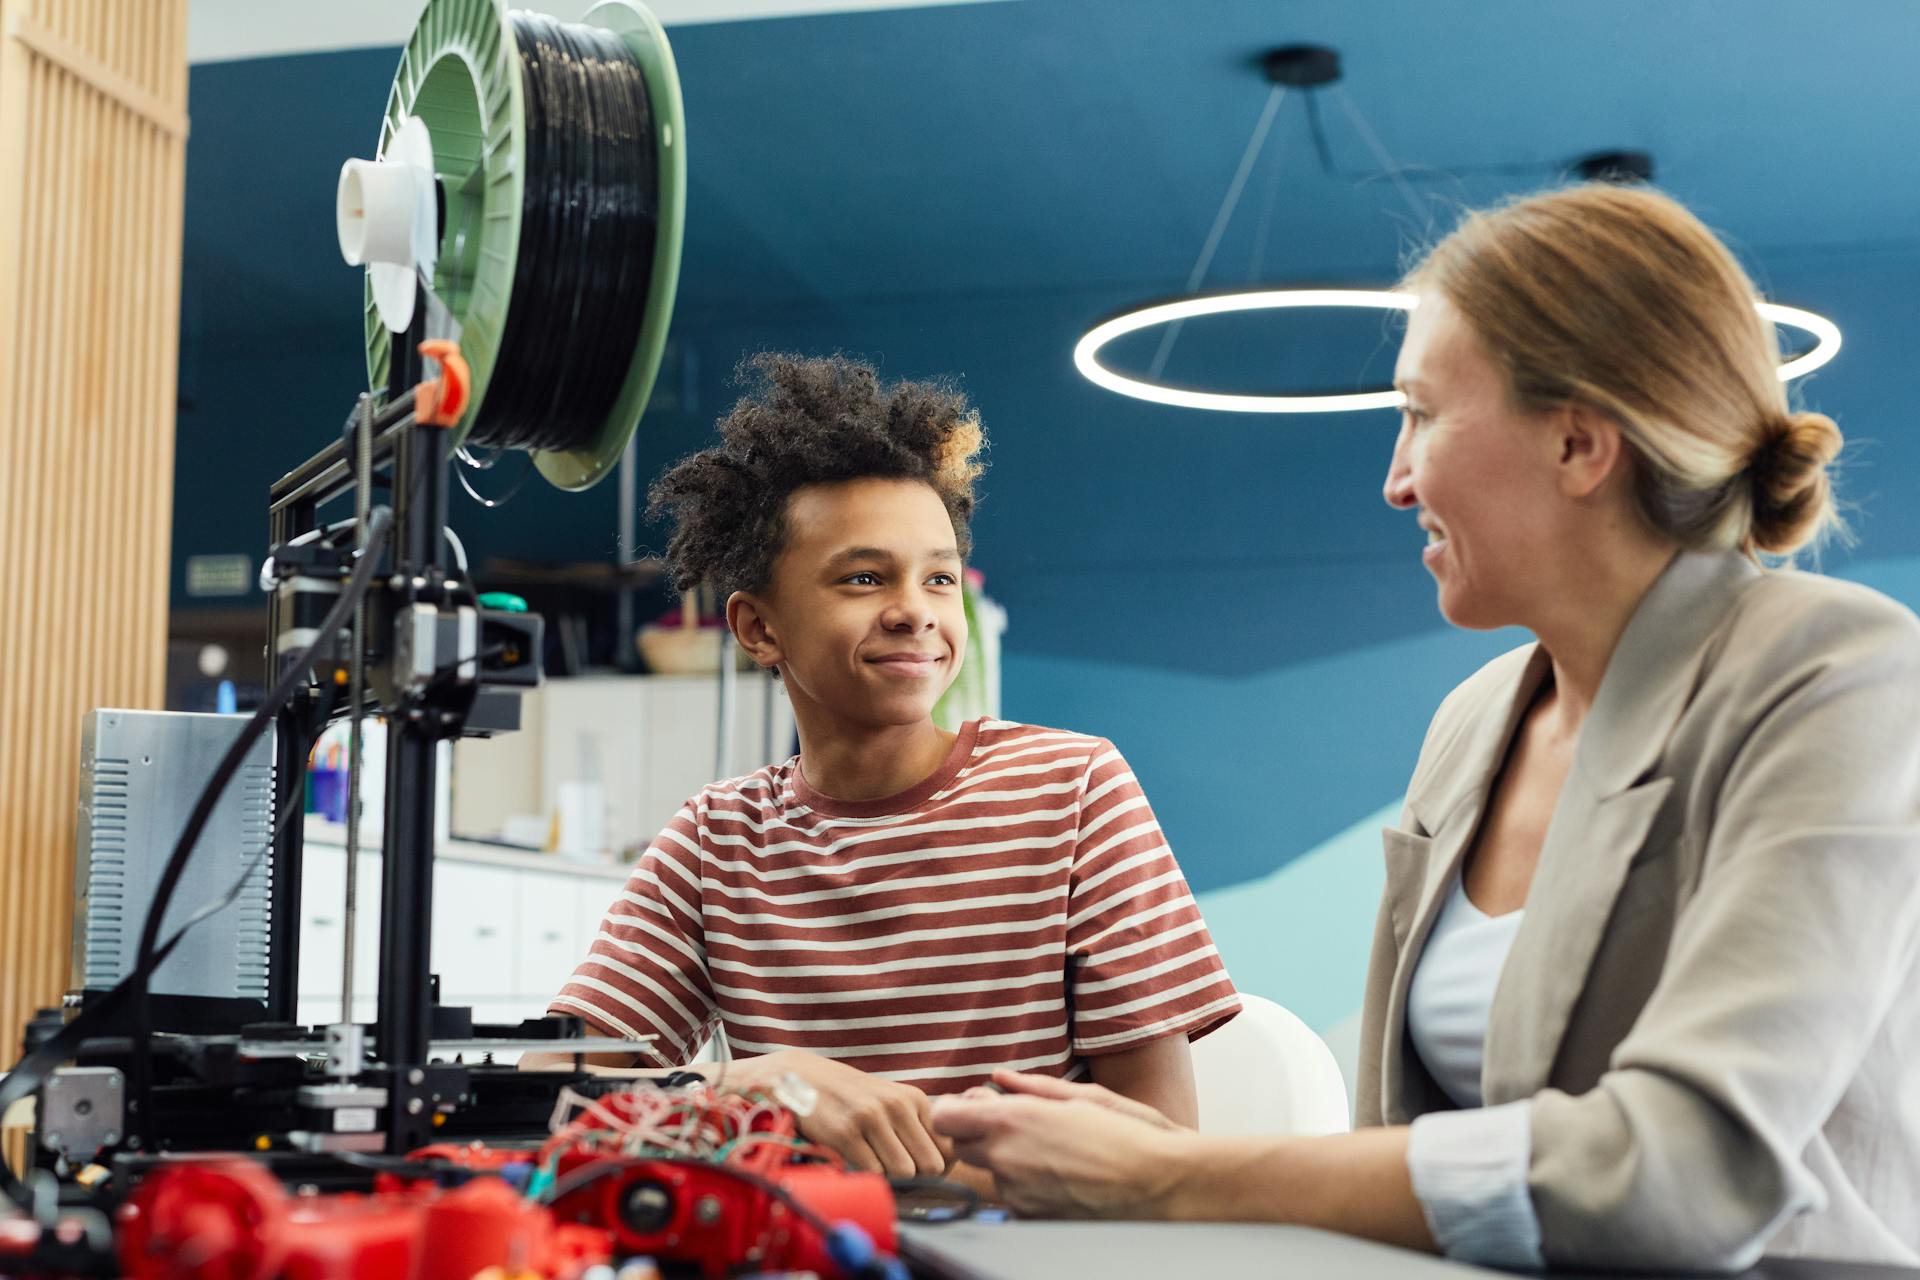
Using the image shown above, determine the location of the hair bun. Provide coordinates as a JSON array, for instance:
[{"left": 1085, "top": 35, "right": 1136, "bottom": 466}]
[{"left": 1748, "top": 411, "right": 1842, "bottom": 555}]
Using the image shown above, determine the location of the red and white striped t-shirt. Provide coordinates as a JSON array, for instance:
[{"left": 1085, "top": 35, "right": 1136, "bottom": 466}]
[{"left": 550, "top": 718, "right": 1239, "bottom": 1094}]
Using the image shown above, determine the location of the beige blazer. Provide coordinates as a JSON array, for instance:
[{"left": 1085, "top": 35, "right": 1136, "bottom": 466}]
[{"left": 1354, "top": 549, "right": 1920, "bottom": 1271}]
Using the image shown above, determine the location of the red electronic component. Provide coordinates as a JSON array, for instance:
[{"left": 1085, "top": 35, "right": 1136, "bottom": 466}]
[
  {"left": 117, "top": 1157, "right": 289, "bottom": 1280},
  {"left": 536, "top": 1083, "right": 898, "bottom": 1279},
  {"left": 547, "top": 1154, "right": 895, "bottom": 1280},
  {"left": 110, "top": 1086, "right": 899, "bottom": 1280},
  {"left": 415, "top": 1177, "right": 606, "bottom": 1280},
  {"left": 116, "top": 1158, "right": 607, "bottom": 1280}
]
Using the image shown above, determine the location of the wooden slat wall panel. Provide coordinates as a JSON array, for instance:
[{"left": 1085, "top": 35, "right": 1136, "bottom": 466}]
[{"left": 0, "top": 0, "right": 189, "bottom": 1118}]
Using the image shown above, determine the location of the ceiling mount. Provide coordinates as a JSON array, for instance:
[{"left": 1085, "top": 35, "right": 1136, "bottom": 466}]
[
  {"left": 1263, "top": 44, "right": 1342, "bottom": 88},
  {"left": 1575, "top": 149, "right": 1655, "bottom": 183}
]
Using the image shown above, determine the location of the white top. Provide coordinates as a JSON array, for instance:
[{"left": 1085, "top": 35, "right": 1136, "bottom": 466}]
[
  {"left": 1406, "top": 873, "right": 1525, "bottom": 1108},
  {"left": 1402, "top": 873, "right": 1543, "bottom": 1268}
]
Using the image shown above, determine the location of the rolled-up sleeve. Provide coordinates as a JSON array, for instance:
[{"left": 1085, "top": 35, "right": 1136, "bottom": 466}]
[{"left": 1409, "top": 1100, "right": 1543, "bottom": 1267}]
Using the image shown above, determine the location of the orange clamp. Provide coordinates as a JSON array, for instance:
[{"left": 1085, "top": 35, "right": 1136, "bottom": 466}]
[{"left": 414, "top": 338, "right": 470, "bottom": 427}]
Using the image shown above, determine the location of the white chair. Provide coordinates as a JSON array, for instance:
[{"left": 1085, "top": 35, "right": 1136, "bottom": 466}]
[{"left": 1190, "top": 993, "right": 1351, "bottom": 1136}]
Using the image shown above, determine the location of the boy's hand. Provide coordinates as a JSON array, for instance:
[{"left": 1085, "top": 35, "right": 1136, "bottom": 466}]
[{"left": 711, "top": 1050, "right": 950, "bottom": 1178}]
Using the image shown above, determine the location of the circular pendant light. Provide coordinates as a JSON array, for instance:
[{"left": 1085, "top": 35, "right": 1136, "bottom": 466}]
[
  {"left": 1074, "top": 289, "right": 1416, "bottom": 414},
  {"left": 1079, "top": 293, "right": 1841, "bottom": 414},
  {"left": 1078, "top": 50, "right": 1843, "bottom": 414},
  {"left": 1759, "top": 302, "right": 1842, "bottom": 380}
]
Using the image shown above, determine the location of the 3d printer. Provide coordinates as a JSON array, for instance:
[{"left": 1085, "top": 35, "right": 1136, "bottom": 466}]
[{"left": 0, "top": 3, "right": 911, "bottom": 1275}]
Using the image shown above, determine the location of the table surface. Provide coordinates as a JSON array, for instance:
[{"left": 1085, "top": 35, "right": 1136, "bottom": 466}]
[{"left": 897, "top": 1221, "right": 1920, "bottom": 1280}]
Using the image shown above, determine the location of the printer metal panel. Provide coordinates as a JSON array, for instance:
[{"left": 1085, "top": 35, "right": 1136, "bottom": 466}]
[{"left": 74, "top": 709, "right": 275, "bottom": 1000}]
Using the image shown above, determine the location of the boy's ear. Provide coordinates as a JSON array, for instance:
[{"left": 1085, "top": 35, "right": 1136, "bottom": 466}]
[{"left": 727, "top": 590, "right": 785, "bottom": 672}]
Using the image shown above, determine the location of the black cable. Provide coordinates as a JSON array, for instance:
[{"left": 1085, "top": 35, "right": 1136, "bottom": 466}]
[
  {"left": 470, "top": 13, "right": 657, "bottom": 453},
  {"left": 537, "top": 1155, "right": 838, "bottom": 1239},
  {"left": 326, "top": 1150, "right": 492, "bottom": 1188},
  {"left": 535, "top": 1155, "right": 637, "bottom": 1206},
  {"left": 0, "top": 675, "right": 336, "bottom": 1208},
  {"left": 453, "top": 447, "right": 539, "bottom": 509},
  {"left": 116, "top": 507, "right": 393, "bottom": 1157},
  {"left": 887, "top": 1175, "right": 982, "bottom": 1224}
]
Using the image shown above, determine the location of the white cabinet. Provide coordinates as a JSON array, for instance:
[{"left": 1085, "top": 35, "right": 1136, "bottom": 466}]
[
  {"left": 432, "top": 862, "right": 520, "bottom": 1002},
  {"left": 294, "top": 827, "right": 627, "bottom": 1029},
  {"left": 296, "top": 846, "right": 345, "bottom": 1025},
  {"left": 295, "top": 847, "right": 389, "bottom": 1025},
  {"left": 574, "top": 878, "right": 622, "bottom": 944},
  {"left": 642, "top": 677, "right": 780, "bottom": 842},
  {"left": 352, "top": 852, "right": 381, "bottom": 1007},
  {"left": 518, "top": 878, "right": 591, "bottom": 1004},
  {"left": 450, "top": 673, "right": 796, "bottom": 857}
]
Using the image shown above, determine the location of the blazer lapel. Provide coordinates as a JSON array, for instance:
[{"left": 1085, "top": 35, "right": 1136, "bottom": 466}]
[
  {"left": 1481, "top": 550, "right": 1760, "bottom": 1102},
  {"left": 1480, "top": 773, "right": 1673, "bottom": 1102},
  {"left": 1378, "top": 644, "right": 1552, "bottom": 1122}
]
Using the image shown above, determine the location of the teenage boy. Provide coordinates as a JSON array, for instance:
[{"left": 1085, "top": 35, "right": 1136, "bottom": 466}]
[{"left": 525, "top": 353, "right": 1238, "bottom": 1177}]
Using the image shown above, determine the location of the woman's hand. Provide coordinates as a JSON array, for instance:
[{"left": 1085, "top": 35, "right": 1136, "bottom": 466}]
[
  {"left": 984, "top": 1069, "right": 1179, "bottom": 1130},
  {"left": 930, "top": 1088, "right": 1187, "bottom": 1219},
  {"left": 714, "top": 1050, "right": 950, "bottom": 1179}
]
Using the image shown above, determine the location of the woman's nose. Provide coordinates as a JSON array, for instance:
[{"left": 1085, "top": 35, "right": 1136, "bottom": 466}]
[{"left": 1383, "top": 428, "right": 1416, "bottom": 509}]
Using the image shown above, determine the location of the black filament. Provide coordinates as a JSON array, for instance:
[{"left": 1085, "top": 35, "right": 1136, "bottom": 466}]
[{"left": 470, "top": 12, "right": 659, "bottom": 451}]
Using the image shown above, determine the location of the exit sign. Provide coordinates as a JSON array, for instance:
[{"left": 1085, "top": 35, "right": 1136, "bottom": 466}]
[{"left": 186, "top": 554, "right": 252, "bottom": 597}]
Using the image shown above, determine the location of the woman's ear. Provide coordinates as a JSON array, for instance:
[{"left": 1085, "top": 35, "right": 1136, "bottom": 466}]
[
  {"left": 1554, "top": 401, "right": 1628, "bottom": 501},
  {"left": 727, "top": 590, "right": 784, "bottom": 672}
]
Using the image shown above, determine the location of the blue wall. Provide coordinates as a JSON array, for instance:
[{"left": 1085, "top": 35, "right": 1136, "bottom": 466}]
[{"left": 171, "top": 23, "right": 1920, "bottom": 1045}]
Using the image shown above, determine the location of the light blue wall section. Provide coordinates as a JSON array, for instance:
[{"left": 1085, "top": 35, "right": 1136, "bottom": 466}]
[
  {"left": 1836, "top": 557, "right": 1920, "bottom": 609},
  {"left": 1194, "top": 800, "right": 1401, "bottom": 1033}
]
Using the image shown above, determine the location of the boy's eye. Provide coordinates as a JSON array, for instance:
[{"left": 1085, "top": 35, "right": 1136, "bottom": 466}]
[
  {"left": 927, "top": 573, "right": 958, "bottom": 587},
  {"left": 845, "top": 571, "right": 881, "bottom": 586}
]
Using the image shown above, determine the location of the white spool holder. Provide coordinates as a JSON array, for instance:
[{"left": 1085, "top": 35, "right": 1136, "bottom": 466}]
[{"left": 336, "top": 115, "right": 439, "bottom": 333}]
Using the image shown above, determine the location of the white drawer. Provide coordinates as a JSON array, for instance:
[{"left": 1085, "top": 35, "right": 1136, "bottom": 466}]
[
  {"left": 573, "top": 877, "right": 623, "bottom": 953},
  {"left": 350, "top": 852, "right": 382, "bottom": 997},
  {"left": 297, "top": 845, "right": 345, "bottom": 1003},
  {"left": 432, "top": 862, "right": 519, "bottom": 999},
  {"left": 517, "top": 869, "right": 592, "bottom": 1002}
]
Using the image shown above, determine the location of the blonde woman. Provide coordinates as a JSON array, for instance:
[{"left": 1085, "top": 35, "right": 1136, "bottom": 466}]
[{"left": 933, "top": 185, "right": 1920, "bottom": 1271}]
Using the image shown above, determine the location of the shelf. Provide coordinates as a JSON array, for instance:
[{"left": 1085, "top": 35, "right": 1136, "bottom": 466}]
[{"left": 300, "top": 815, "right": 629, "bottom": 881}]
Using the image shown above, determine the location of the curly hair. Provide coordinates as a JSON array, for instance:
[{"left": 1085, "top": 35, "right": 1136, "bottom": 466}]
[{"left": 648, "top": 352, "right": 986, "bottom": 601}]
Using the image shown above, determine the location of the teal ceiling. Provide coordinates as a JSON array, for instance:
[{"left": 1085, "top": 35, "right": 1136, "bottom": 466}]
[{"left": 183, "top": 0, "right": 1920, "bottom": 333}]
